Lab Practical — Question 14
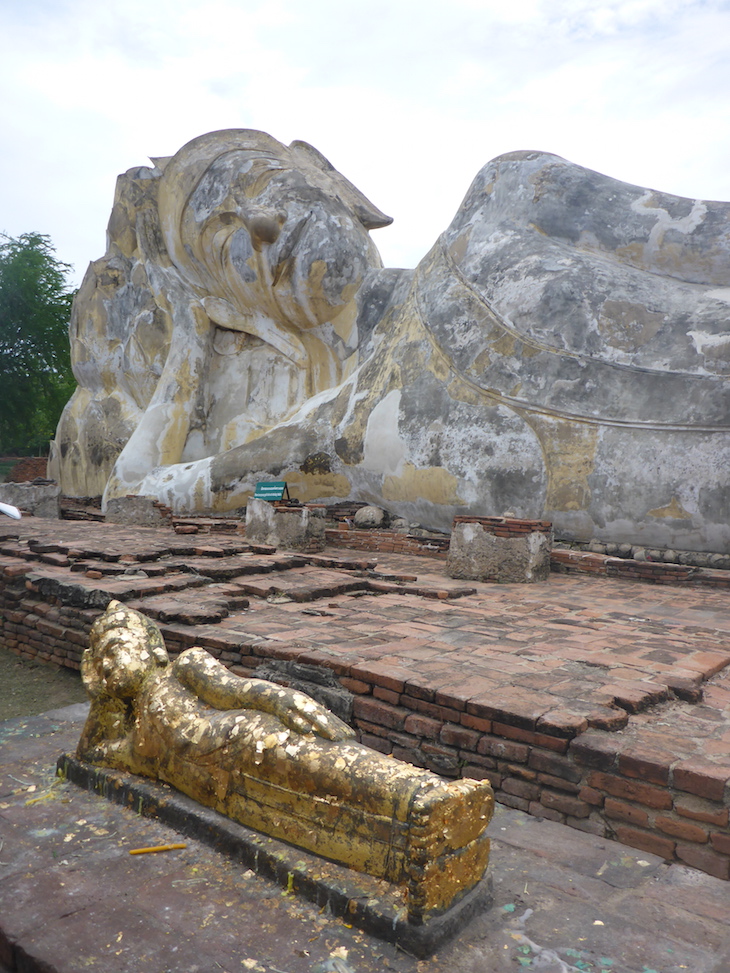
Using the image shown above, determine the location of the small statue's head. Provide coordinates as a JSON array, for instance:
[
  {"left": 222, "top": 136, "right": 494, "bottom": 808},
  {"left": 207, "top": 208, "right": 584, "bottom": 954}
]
[
  {"left": 82, "top": 600, "right": 169, "bottom": 701},
  {"left": 155, "top": 130, "right": 392, "bottom": 331}
]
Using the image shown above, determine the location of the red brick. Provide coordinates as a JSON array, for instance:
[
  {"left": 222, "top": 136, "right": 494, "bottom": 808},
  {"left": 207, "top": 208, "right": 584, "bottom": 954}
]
[
  {"left": 536, "top": 710, "right": 588, "bottom": 739},
  {"left": 675, "top": 842, "right": 730, "bottom": 880},
  {"left": 392, "top": 746, "right": 426, "bottom": 767},
  {"left": 403, "top": 681, "right": 434, "bottom": 702},
  {"left": 389, "top": 731, "right": 420, "bottom": 751},
  {"left": 672, "top": 761, "right": 729, "bottom": 801},
  {"left": 461, "top": 751, "right": 497, "bottom": 770},
  {"left": 536, "top": 773, "right": 581, "bottom": 794},
  {"left": 618, "top": 749, "right": 671, "bottom": 786},
  {"left": 501, "top": 763, "right": 537, "bottom": 782},
  {"left": 585, "top": 707, "right": 629, "bottom": 731},
  {"left": 353, "top": 696, "right": 408, "bottom": 730},
  {"left": 528, "top": 749, "right": 583, "bottom": 783},
  {"left": 675, "top": 797, "right": 729, "bottom": 827},
  {"left": 579, "top": 786, "right": 604, "bottom": 806},
  {"left": 459, "top": 712, "right": 492, "bottom": 733},
  {"left": 540, "top": 790, "right": 591, "bottom": 818},
  {"left": 401, "top": 696, "right": 462, "bottom": 723},
  {"left": 358, "top": 733, "right": 392, "bottom": 754},
  {"left": 496, "top": 791, "right": 529, "bottom": 812},
  {"left": 440, "top": 723, "right": 481, "bottom": 750},
  {"left": 502, "top": 777, "right": 541, "bottom": 801},
  {"left": 613, "top": 825, "right": 675, "bottom": 860},
  {"left": 587, "top": 771, "right": 673, "bottom": 810},
  {"left": 350, "top": 661, "right": 412, "bottom": 693},
  {"left": 373, "top": 686, "right": 401, "bottom": 705},
  {"left": 478, "top": 736, "right": 529, "bottom": 763},
  {"left": 492, "top": 722, "right": 568, "bottom": 753},
  {"left": 403, "top": 713, "right": 441, "bottom": 739},
  {"left": 604, "top": 798, "right": 649, "bottom": 827},
  {"left": 338, "top": 677, "right": 371, "bottom": 695},
  {"left": 569, "top": 733, "right": 620, "bottom": 770},
  {"left": 529, "top": 800, "right": 564, "bottom": 823},
  {"left": 467, "top": 689, "right": 554, "bottom": 731},
  {"left": 655, "top": 816, "right": 708, "bottom": 844},
  {"left": 709, "top": 832, "right": 730, "bottom": 856}
]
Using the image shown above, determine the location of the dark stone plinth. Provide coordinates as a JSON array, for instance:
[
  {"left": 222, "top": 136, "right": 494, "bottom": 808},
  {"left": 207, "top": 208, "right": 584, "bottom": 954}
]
[{"left": 58, "top": 754, "right": 493, "bottom": 958}]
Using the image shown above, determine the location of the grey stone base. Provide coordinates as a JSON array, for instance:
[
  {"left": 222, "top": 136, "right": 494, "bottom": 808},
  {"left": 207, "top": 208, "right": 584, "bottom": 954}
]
[
  {"left": 0, "top": 481, "right": 60, "bottom": 518},
  {"left": 58, "top": 754, "right": 493, "bottom": 958},
  {"left": 245, "top": 497, "right": 326, "bottom": 551},
  {"left": 447, "top": 523, "right": 552, "bottom": 582}
]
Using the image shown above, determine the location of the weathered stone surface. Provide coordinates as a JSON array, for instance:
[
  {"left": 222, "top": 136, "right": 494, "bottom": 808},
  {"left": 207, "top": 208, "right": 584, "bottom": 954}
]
[
  {"left": 447, "top": 523, "right": 552, "bottom": 583},
  {"left": 105, "top": 495, "right": 172, "bottom": 526},
  {"left": 51, "top": 136, "right": 730, "bottom": 552},
  {"left": 245, "top": 497, "right": 325, "bottom": 551},
  {"left": 0, "top": 482, "right": 60, "bottom": 519},
  {"left": 354, "top": 504, "right": 388, "bottom": 527}
]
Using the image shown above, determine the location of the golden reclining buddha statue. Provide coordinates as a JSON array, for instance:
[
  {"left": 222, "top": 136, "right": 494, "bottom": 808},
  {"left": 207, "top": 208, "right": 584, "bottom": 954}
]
[{"left": 77, "top": 600, "right": 494, "bottom": 921}]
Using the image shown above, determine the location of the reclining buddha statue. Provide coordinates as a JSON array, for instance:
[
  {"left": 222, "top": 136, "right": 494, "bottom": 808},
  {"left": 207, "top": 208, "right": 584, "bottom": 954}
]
[{"left": 52, "top": 132, "right": 730, "bottom": 552}]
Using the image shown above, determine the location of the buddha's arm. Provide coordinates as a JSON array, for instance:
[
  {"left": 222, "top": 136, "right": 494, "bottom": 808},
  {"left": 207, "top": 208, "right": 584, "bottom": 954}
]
[
  {"left": 76, "top": 698, "right": 136, "bottom": 767},
  {"left": 172, "top": 648, "right": 355, "bottom": 742}
]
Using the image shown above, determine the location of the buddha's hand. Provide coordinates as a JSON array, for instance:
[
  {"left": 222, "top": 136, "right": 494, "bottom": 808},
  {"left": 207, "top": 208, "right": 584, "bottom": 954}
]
[
  {"left": 256, "top": 684, "right": 356, "bottom": 741},
  {"left": 174, "top": 649, "right": 356, "bottom": 741}
]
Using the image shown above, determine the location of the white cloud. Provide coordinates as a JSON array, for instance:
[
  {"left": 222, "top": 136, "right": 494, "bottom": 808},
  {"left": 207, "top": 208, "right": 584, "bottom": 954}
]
[{"left": 0, "top": 0, "right": 728, "bottom": 284}]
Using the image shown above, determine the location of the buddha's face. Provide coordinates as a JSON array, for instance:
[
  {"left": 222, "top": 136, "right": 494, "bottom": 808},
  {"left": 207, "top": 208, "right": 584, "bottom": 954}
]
[
  {"left": 233, "top": 158, "right": 381, "bottom": 327},
  {"left": 94, "top": 631, "right": 157, "bottom": 699},
  {"left": 169, "top": 135, "right": 386, "bottom": 331},
  {"left": 85, "top": 602, "right": 167, "bottom": 700}
]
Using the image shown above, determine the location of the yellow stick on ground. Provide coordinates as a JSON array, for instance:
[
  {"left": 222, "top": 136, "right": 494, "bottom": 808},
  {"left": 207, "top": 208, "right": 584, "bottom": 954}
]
[{"left": 128, "top": 843, "right": 187, "bottom": 855}]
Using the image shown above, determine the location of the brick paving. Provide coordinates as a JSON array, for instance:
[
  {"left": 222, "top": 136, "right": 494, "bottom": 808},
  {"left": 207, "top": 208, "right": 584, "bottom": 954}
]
[
  {"left": 1, "top": 518, "right": 729, "bottom": 880},
  {"left": 3, "top": 707, "right": 730, "bottom": 973}
]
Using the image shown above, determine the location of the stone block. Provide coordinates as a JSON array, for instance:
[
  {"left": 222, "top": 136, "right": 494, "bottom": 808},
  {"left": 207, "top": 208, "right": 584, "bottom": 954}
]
[
  {"left": 446, "top": 521, "right": 552, "bottom": 583},
  {"left": 245, "top": 498, "right": 325, "bottom": 552},
  {"left": 0, "top": 481, "right": 60, "bottom": 519},
  {"left": 105, "top": 495, "right": 172, "bottom": 526}
]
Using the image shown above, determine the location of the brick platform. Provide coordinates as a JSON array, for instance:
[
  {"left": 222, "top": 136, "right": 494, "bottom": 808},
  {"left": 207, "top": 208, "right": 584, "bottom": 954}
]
[{"left": 1, "top": 519, "right": 729, "bottom": 880}]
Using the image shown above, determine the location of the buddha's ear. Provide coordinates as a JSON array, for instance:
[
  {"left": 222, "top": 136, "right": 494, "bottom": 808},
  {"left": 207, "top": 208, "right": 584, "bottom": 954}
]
[{"left": 289, "top": 139, "right": 393, "bottom": 230}]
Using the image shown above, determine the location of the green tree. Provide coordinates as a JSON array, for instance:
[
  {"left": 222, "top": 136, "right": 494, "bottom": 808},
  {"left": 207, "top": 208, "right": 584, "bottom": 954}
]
[{"left": 0, "top": 232, "right": 76, "bottom": 455}]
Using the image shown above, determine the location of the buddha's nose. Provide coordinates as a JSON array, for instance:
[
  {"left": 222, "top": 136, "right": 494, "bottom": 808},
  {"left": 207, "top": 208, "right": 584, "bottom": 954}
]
[{"left": 246, "top": 208, "right": 286, "bottom": 250}]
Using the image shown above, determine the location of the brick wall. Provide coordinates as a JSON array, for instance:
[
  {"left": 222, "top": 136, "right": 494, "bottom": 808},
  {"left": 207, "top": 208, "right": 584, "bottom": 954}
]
[
  {"left": 452, "top": 515, "right": 553, "bottom": 538},
  {"left": 342, "top": 666, "right": 730, "bottom": 881},
  {"left": 1, "top": 557, "right": 728, "bottom": 881},
  {"left": 552, "top": 549, "right": 730, "bottom": 589},
  {"left": 324, "top": 528, "right": 449, "bottom": 558}
]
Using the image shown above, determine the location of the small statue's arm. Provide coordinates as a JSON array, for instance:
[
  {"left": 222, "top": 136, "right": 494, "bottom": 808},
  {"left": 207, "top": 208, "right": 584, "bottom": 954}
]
[{"left": 173, "top": 648, "right": 355, "bottom": 742}]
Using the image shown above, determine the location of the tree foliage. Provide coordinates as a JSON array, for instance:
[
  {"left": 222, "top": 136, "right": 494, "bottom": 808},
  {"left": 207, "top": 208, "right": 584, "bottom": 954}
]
[{"left": 0, "top": 232, "right": 76, "bottom": 454}]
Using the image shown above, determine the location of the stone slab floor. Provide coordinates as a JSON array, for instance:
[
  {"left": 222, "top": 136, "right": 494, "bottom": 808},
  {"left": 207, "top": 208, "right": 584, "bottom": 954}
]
[{"left": 1, "top": 706, "right": 729, "bottom": 973}]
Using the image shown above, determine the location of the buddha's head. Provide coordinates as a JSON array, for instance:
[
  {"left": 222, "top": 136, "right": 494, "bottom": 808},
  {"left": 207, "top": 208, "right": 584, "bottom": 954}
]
[
  {"left": 155, "top": 130, "right": 392, "bottom": 331},
  {"left": 83, "top": 600, "right": 168, "bottom": 700}
]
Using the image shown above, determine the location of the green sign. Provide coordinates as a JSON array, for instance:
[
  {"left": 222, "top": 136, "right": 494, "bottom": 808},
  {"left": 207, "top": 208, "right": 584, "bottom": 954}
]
[{"left": 253, "top": 481, "right": 290, "bottom": 502}]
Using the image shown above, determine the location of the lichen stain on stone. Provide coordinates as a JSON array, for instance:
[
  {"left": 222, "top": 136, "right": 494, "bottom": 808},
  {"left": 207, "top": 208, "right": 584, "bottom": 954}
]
[
  {"left": 647, "top": 496, "right": 693, "bottom": 521},
  {"left": 528, "top": 416, "right": 598, "bottom": 511},
  {"left": 448, "top": 227, "right": 472, "bottom": 264},
  {"left": 383, "top": 463, "right": 464, "bottom": 505},
  {"left": 491, "top": 331, "right": 518, "bottom": 357},
  {"left": 284, "top": 471, "right": 351, "bottom": 501},
  {"left": 299, "top": 451, "right": 332, "bottom": 475},
  {"left": 598, "top": 300, "right": 664, "bottom": 352}
]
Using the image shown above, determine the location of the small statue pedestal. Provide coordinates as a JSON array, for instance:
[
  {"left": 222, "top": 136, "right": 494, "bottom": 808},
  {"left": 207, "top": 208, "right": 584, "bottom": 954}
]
[
  {"left": 59, "top": 753, "right": 493, "bottom": 956},
  {"left": 447, "top": 516, "right": 553, "bottom": 583},
  {"left": 245, "top": 497, "right": 326, "bottom": 552}
]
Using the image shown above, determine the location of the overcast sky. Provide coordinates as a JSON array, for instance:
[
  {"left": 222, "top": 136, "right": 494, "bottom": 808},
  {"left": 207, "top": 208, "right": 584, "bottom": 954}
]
[{"left": 1, "top": 0, "right": 729, "bottom": 288}]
